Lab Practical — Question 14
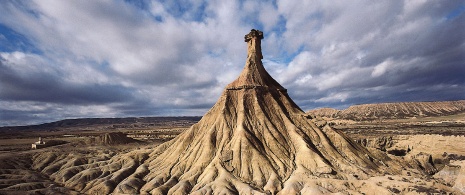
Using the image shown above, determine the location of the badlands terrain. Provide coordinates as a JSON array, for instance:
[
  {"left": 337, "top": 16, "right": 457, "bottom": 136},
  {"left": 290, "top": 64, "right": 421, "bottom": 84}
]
[
  {"left": 1, "top": 111, "right": 465, "bottom": 194},
  {"left": 1, "top": 29, "right": 465, "bottom": 194},
  {"left": 308, "top": 100, "right": 465, "bottom": 121}
]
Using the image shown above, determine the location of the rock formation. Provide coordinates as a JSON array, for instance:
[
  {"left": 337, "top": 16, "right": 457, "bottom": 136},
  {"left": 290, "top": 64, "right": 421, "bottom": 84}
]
[
  {"left": 91, "top": 132, "right": 140, "bottom": 145},
  {"left": 356, "top": 136, "right": 394, "bottom": 152},
  {"left": 408, "top": 152, "right": 438, "bottom": 175},
  {"left": 4, "top": 29, "right": 407, "bottom": 194},
  {"left": 435, "top": 161, "right": 465, "bottom": 193},
  {"left": 308, "top": 100, "right": 465, "bottom": 120},
  {"left": 127, "top": 29, "right": 393, "bottom": 194}
]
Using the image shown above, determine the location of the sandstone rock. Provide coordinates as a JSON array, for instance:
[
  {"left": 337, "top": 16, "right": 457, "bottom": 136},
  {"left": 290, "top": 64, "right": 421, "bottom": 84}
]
[
  {"left": 356, "top": 136, "right": 394, "bottom": 151},
  {"left": 308, "top": 100, "right": 465, "bottom": 120},
  {"left": 409, "top": 152, "right": 438, "bottom": 175},
  {"left": 134, "top": 29, "right": 392, "bottom": 194}
]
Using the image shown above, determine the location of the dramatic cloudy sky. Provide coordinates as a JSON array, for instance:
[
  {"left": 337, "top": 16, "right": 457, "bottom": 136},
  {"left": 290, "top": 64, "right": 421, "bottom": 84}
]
[{"left": 1, "top": 1, "right": 464, "bottom": 126}]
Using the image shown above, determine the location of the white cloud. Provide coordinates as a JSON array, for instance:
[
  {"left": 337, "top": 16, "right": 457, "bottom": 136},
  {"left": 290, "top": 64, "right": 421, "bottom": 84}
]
[
  {"left": 371, "top": 59, "right": 392, "bottom": 77},
  {"left": 315, "top": 92, "right": 350, "bottom": 103},
  {"left": 258, "top": 2, "right": 280, "bottom": 31},
  {"left": 277, "top": 51, "right": 317, "bottom": 84},
  {"left": 0, "top": 0, "right": 464, "bottom": 125},
  {"left": 295, "top": 74, "right": 313, "bottom": 85}
]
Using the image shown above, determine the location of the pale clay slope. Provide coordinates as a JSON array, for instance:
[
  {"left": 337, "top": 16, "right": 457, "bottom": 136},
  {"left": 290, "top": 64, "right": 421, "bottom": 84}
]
[
  {"left": 308, "top": 101, "right": 465, "bottom": 120},
  {"left": 1, "top": 29, "right": 461, "bottom": 194}
]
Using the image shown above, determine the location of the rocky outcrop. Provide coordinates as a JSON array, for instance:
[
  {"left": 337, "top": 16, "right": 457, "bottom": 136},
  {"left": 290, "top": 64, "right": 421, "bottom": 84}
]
[
  {"left": 308, "top": 100, "right": 465, "bottom": 120},
  {"left": 408, "top": 152, "right": 438, "bottom": 175},
  {"left": 131, "top": 29, "right": 393, "bottom": 194},
  {"left": 434, "top": 154, "right": 465, "bottom": 192},
  {"left": 308, "top": 108, "right": 339, "bottom": 118},
  {"left": 435, "top": 164, "right": 462, "bottom": 186},
  {"left": 356, "top": 136, "right": 394, "bottom": 151},
  {"left": 92, "top": 132, "right": 139, "bottom": 145}
]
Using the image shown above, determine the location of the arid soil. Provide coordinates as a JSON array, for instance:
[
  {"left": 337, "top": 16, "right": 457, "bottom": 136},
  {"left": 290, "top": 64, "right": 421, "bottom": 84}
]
[{"left": 1, "top": 113, "right": 464, "bottom": 194}]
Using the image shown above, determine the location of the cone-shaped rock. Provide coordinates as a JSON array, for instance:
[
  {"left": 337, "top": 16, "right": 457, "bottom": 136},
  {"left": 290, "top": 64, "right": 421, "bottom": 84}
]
[{"left": 130, "top": 29, "right": 393, "bottom": 194}]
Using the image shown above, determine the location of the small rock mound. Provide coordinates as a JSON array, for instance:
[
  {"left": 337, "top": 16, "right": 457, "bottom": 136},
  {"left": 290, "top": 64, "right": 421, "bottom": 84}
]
[
  {"left": 409, "top": 152, "right": 438, "bottom": 175},
  {"left": 95, "top": 132, "right": 139, "bottom": 145},
  {"left": 356, "top": 136, "right": 394, "bottom": 151}
]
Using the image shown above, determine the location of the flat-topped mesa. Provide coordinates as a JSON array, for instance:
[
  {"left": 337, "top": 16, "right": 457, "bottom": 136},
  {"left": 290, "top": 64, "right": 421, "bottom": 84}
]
[{"left": 226, "top": 29, "right": 286, "bottom": 91}]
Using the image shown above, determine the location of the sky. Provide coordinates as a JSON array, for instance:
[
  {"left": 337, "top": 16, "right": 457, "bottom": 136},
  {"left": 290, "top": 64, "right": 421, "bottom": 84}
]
[{"left": 0, "top": 0, "right": 464, "bottom": 126}]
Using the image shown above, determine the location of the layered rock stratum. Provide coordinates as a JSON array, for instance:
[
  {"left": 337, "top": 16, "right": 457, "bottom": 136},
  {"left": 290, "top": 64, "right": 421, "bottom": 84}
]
[{"left": 308, "top": 100, "right": 465, "bottom": 120}]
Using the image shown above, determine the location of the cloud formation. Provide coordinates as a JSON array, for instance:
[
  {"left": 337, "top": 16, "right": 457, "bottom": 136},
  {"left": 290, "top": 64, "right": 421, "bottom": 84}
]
[{"left": 0, "top": 0, "right": 464, "bottom": 126}]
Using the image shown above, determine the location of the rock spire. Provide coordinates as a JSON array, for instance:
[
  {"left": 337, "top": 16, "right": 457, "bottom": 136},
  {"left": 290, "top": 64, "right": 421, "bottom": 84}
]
[
  {"left": 38, "top": 29, "right": 396, "bottom": 195},
  {"left": 227, "top": 29, "right": 285, "bottom": 91},
  {"left": 133, "top": 29, "right": 393, "bottom": 194}
]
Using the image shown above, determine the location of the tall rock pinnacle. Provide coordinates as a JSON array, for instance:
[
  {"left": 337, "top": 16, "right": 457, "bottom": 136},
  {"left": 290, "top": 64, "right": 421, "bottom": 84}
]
[
  {"left": 245, "top": 29, "right": 264, "bottom": 60},
  {"left": 136, "top": 29, "right": 392, "bottom": 194},
  {"left": 227, "top": 29, "right": 285, "bottom": 91}
]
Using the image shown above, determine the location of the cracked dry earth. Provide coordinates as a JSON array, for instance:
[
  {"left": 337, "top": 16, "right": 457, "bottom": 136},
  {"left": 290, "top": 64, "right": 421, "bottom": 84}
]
[{"left": 0, "top": 29, "right": 463, "bottom": 194}]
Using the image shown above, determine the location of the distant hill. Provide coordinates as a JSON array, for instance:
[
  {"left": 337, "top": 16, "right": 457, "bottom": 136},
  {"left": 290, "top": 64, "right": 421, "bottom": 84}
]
[
  {"left": 307, "top": 100, "right": 465, "bottom": 120},
  {"left": 0, "top": 116, "right": 202, "bottom": 132}
]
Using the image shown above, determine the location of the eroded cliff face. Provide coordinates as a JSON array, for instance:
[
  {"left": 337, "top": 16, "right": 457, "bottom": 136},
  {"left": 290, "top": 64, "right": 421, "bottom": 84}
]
[{"left": 308, "top": 101, "right": 465, "bottom": 120}]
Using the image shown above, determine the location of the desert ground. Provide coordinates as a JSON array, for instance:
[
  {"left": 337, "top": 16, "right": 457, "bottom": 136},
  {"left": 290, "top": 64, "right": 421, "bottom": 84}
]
[
  {"left": 0, "top": 117, "right": 200, "bottom": 194},
  {"left": 0, "top": 111, "right": 464, "bottom": 194}
]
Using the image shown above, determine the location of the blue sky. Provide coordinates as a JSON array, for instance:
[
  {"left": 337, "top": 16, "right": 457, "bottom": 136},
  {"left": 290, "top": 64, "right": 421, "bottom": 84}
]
[{"left": 1, "top": 0, "right": 464, "bottom": 126}]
